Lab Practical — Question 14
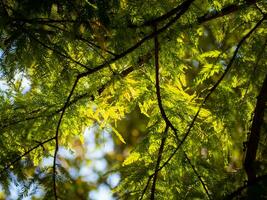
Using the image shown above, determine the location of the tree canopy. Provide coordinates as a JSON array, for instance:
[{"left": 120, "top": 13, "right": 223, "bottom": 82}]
[{"left": 0, "top": 0, "right": 267, "bottom": 199}]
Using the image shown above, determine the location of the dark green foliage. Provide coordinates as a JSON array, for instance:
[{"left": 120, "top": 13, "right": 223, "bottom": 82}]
[{"left": 0, "top": 0, "right": 267, "bottom": 199}]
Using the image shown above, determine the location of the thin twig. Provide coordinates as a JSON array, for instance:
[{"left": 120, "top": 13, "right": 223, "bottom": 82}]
[
  {"left": 0, "top": 136, "right": 55, "bottom": 176},
  {"left": 184, "top": 153, "right": 211, "bottom": 199},
  {"left": 139, "top": 175, "right": 154, "bottom": 200},
  {"left": 52, "top": 75, "right": 81, "bottom": 200},
  {"left": 151, "top": 126, "right": 169, "bottom": 200},
  {"left": 24, "top": 29, "right": 90, "bottom": 70}
]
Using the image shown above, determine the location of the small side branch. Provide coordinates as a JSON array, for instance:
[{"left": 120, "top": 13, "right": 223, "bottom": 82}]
[
  {"left": 24, "top": 29, "right": 90, "bottom": 70},
  {"left": 150, "top": 126, "right": 169, "bottom": 200},
  {"left": 0, "top": 136, "right": 55, "bottom": 176},
  {"left": 184, "top": 153, "right": 211, "bottom": 199}
]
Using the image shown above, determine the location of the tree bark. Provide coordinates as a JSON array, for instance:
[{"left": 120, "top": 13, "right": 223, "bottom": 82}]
[{"left": 244, "top": 73, "right": 267, "bottom": 197}]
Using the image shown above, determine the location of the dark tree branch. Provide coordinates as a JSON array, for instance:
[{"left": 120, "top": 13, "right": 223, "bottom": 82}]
[
  {"left": 52, "top": 75, "right": 80, "bottom": 200},
  {"left": 131, "top": 1, "right": 257, "bottom": 29},
  {"left": 77, "top": 0, "right": 195, "bottom": 79},
  {"left": 197, "top": 1, "right": 257, "bottom": 24},
  {"left": 153, "top": 24, "right": 178, "bottom": 136},
  {"left": 142, "top": 0, "right": 195, "bottom": 27},
  {"left": 0, "top": 51, "right": 153, "bottom": 131},
  {"left": 184, "top": 153, "right": 211, "bottom": 199},
  {"left": 150, "top": 126, "right": 169, "bottom": 200},
  {"left": 244, "top": 73, "right": 267, "bottom": 182},
  {"left": 223, "top": 174, "right": 267, "bottom": 200},
  {"left": 0, "top": 136, "right": 55, "bottom": 176},
  {"left": 139, "top": 174, "right": 154, "bottom": 200},
  {"left": 24, "top": 29, "right": 90, "bottom": 70},
  {"left": 204, "top": 16, "right": 265, "bottom": 101},
  {"left": 140, "top": 23, "right": 211, "bottom": 199}
]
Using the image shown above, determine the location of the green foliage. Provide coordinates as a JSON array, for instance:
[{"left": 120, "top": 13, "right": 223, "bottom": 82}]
[{"left": 0, "top": 0, "right": 267, "bottom": 199}]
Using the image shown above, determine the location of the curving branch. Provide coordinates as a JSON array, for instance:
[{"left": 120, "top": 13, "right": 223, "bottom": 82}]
[
  {"left": 0, "top": 51, "right": 153, "bottom": 132},
  {"left": 140, "top": 0, "right": 195, "bottom": 27},
  {"left": 140, "top": 22, "right": 211, "bottom": 200},
  {"left": 153, "top": 24, "right": 178, "bottom": 136},
  {"left": 52, "top": 75, "right": 81, "bottom": 200}
]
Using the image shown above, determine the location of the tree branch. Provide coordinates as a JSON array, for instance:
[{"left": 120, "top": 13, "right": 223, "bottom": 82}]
[
  {"left": 223, "top": 174, "right": 267, "bottom": 200},
  {"left": 0, "top": 136, "right": 55, "bottom": 176},
  {"left": 0, "top": 51, "right": 153, "bottom": 132},
  {"left": 78, "top": 0, "right": 195, "bottom": 79},
  {"left": 153, "top": 24, "right": 178, "bottom": 136},
  {"left": 131, "top": 1, "right": 257, "bottom": 28},
  {"left": 139, "top": 23, "right": 211, "bottom": 199},
  {"left": 24, "top": 29, "right": 90, "bottom": 71},
  {"left": 150, "top": 126, "right": 169, "bottom": 200},
  {"left": 197, "top": 1, "right": 257, "bottom": 24},
  {"left": 244, "top": 73, "right": 267, "bottom": 182},
  {"left": 52, "top": 75, "right": 80, "bottom": 200},
  {"left": 184, "top": 153, "right": 211, "bottom": 199},
  {"left": 141, "top": 0, "right": 195, "bottom": 27}
]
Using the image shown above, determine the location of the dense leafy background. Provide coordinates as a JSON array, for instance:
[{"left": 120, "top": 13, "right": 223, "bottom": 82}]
[{"left": 0, "top": 0, "right": 267, "bottom": 199}]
